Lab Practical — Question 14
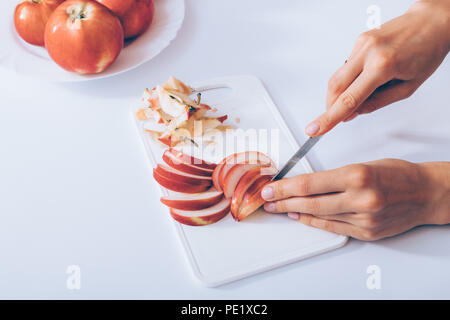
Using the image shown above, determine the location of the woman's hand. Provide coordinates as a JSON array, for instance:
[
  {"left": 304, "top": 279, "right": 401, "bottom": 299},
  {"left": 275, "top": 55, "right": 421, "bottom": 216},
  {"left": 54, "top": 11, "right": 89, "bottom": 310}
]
[
  {"left": 261, "top": 159, "right": 450, "bottom": 241},
  {"left": 305, "top": 0, "right": 450, "bottom": 136}
]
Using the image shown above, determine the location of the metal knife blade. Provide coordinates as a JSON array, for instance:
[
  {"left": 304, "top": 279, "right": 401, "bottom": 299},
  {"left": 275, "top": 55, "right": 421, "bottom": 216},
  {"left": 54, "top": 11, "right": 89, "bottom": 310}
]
[{"left": 271, "top": 136, "right": 322, "bottom": 181}]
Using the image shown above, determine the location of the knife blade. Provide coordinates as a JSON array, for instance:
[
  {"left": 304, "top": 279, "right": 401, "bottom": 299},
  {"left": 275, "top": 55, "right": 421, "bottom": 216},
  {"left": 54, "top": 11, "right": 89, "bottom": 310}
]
[{"left": 271, "top": 136, "right": 322, "bottom": 181}]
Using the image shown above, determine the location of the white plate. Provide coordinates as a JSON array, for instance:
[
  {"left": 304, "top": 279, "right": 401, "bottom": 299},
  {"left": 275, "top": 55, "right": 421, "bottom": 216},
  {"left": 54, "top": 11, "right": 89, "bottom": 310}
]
[
  {"left": 133, "top": 75, "right": 348, "bottom": 287},
  {"left": 0, "top": 0, "right": 184, "bottom": 82}
]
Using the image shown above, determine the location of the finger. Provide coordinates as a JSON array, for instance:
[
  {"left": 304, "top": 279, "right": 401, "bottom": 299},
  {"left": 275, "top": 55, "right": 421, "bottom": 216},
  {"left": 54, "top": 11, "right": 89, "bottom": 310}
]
[
  {"left": 264, "top": 193, "right": 349, "bottom": 215},
  {"left": 261, "top": 169, "right": 348, "bottom": 201},
  {"left": 326, "top": 54, "right": 364, "bottom": 109},
  {"left": 339, "top": 80, "right": 417, "bottom": 123},
  {"left": 287, "top": 212, "right": 300, "bottom": 220},
  {"left": 297, "top": 213, "right": 361, "bottom": 238},
  {"left": 305, "top": 69, "right": 391, "bottom": 136},
  {"left": 343, "top": 112, "right": 358, "bottom": 122},
  {"left": 313, "top": 212, "right": 358, "bottom": 223},
  {"left": 314, "top": 211, "right": 390, "bottom": 232},
  {"left": 356, "top": 80, "right": 417, "bottom": 115}
]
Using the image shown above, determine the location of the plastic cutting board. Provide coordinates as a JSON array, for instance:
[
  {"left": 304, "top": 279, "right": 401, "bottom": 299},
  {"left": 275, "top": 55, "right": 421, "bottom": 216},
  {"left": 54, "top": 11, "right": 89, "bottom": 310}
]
[{"left": 132, "top": 75, "right": 348, "bottom": 287}]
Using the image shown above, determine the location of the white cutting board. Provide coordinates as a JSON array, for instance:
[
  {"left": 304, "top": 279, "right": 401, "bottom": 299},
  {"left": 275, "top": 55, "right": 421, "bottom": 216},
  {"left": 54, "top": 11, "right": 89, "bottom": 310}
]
[{"left": 132, "top": 75, "right": 347, "bottom": 286}]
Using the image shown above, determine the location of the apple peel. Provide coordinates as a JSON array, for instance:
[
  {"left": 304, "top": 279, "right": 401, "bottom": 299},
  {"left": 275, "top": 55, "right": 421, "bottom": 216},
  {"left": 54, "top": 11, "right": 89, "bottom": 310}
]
[
  {"left": 155, "top": 164, "right": 212, "bottom": 186},
  {"left": 170, "top": 198, "right": 231, "bottom": 226},
  {"left": 217, "top": 151, "right": 274, "bottom": 191},
  {"left": 162, "top": 150, "right": 213, "bottom": 177},
  {"left": 169, "top": 148, "right": 217, "bottom": 170},
  {"left": 237, "top": 175, "right": 273, "bottom": 221},
  {"left": 230, "top": 166, "right": 269, "bottom": 218},
  {"left": 160, "top": 189, "right": 223, "bottom": 211},
  {"left": 222, "top": 163, "right": 262, "bottom": 199},
  {"left": 153, "top": 169, "right": 211, "bottom": 193}
]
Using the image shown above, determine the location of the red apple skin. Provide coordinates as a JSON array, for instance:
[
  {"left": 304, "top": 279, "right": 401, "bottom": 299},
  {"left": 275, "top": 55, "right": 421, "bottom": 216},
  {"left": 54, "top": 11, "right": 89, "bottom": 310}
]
[
  {"left": 237, "top": 175, "right": 272, "bottom": 221},
  {"left": 14, "top": 0, "right": 65, "bottom": 46},
  {"left": 219, "top": 160, "right": 270, "bottom": 192},
  {"left": 170, "top": 207, "right": 228, "bottom": 226},
  {"left": 217, "top": 151, "right": 274, "bottom": 191},
  {"left": 158, "top": 134, "right": 172, "bottom": 147},
  {"left": 44, "top": 0, "right": 124, "bottom": 74},
  {"left": 222, "top": 163, "right": 261, "bottom": 199},
  {"left": 121, "top": 0, "right": 154, "bottom": 39},
  {"left": 169, "top": 149, "right": 217, "bottom": 170},
  {"left": 212, "top": 162, "right": 225, "bottom": 192},
  {"left": 161, "top": 192, "right": 224, "bottom": 211},
  {"left": 162, "top": 150, "right": 213, "bottom": 177},
  {"left": 94, "top": 0, "right": 154, "bottom": 39},
  {"left": 169, "top": 200, "right": 230, "bottom": 226},
  {"left": 153, "top": 169, "right": 210, "bottom": 193},
  {"left": 155, "top": 164, "right": 212, "bottom": 186},
  {"left": 95, "top": 0, "right": 134, "bottom": 16},
  {"left": 230, "top": 167, "right": 266, "bottom": 218}
]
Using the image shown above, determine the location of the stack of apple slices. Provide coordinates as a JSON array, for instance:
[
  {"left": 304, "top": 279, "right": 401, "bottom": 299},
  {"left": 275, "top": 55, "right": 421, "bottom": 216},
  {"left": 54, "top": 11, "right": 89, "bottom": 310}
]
[
  {"left": 212, "top": 152, "right": 277, "bottom": 221},
  {"left": 154, "top": 149, "right": 277, "bottom": 226},
  {"left": 154, "top": 149, "right": 227, "bottom": 226}
]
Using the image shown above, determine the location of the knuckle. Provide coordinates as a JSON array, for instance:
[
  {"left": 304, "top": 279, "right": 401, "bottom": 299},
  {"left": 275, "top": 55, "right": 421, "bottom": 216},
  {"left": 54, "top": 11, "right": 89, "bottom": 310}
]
[
  {"left": 313, "top": 218, "right": 332, "bottom": 231},
  {"left": 373, "top": 51, "right": 395, "bottom": 71},
  {"left": 273, "top": 182, "right": 286, "bottom": 199},
  {"left": 276, "top": 200, "right": 288, "bottom": 213},
  {"left": 360, "top": 191, "right": 385, "bottom": 212},
  {"left": 306, "top": 198, "right": 321, "bottom": 214},
  {"left": 299, "top": 214, "right": 311, "bottom": 225},
  {"left": 339, "top": 92, "right": 358, "bottom": 111},
  {"left": 359, "top": 229, "right": 380, "bottom": 241},
  {"left": 318, "top": 113, "right": 333, "bottom": 130},
  {"left": 356, "top": 33, "right": 370, "bottom": 46},
  {"left": 294, "top": 175, "right": 310, "bottom": 195},
  {"left": 347, "top": 164, "right": 373, "bottom": 188},
  {"left": 360, "top": 216, "right": 379, "bottom": 229},
  {"left": 367, "top": 49, "right": 396, "bottom": 76},
  {"left": 357, "top": 32, "right": 379, "bottom": 48}
]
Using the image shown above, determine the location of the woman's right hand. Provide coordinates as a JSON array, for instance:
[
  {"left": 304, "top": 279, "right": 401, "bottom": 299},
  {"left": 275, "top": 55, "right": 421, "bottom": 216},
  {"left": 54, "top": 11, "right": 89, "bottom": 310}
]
[{"left": 305, "top": 0, "right": 450, "bottom": 137}]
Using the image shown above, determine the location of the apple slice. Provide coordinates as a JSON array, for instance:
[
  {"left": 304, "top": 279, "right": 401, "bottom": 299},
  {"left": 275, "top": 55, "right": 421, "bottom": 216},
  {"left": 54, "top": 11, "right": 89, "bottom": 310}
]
[
  {"left": 169, "top": 148, "right": 217, "bottom": 170},
  {"left": 222, "top": 163, "right": 261, "bottom": 199},
  {"left": 212, "top": 162, "right": 225, "bottom": 192},
  {"left": 156, "top": 164, "right": 212, "bottom": 186},
  {"left": 163, "top": 150, "right": 213, "bottom": 177},
  {"left": 170, "top": 198, "right": 231, "bottom": 226},
  {"left": 153, "top": 169, "right": 211, "bottom": 193},
  {"left": 230, "top": 166, "right": 269, "bottom": 218},
  {"left": 218, "top": 151, "right": 274, "bottom": 190},
  {"left": 237, "top": 175, "right": 273, "bottom": 221},
  {"left": 160, "top": 189, "right": 224, "bottom": 211}
]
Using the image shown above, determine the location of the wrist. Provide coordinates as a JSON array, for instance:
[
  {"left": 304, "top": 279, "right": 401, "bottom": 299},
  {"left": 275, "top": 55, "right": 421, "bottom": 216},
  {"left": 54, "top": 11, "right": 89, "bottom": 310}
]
[
  {"left": 410, "top": 0, "right": 450, "bottom": 52},
  {"left": 418, "top": 162, "right": 450, "bottom": 225}
]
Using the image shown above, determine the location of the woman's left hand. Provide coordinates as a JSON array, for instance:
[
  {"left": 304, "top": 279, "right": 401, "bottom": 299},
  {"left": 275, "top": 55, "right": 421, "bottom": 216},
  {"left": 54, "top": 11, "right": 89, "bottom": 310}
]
[{"left": 261, "top": 159, "right": 450, "bottom": 241}]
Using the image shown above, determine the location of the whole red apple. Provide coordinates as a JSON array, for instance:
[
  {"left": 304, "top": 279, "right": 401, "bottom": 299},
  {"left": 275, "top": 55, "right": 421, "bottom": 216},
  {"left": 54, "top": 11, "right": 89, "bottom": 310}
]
[
  {"left": 95, "top": 0, "right": 134, "bottom": 16},
  {"left": 44, "top": 0, "right": 124, "bottom": 74},
  {"left": 95, "top": 0, "right": 154, "bottom": 39},
  {"left": 121, "top": 0, "right": 154, "bottom": 39},
  {"left": 14, "top": 0, "right": 65, "bottom": 46}
]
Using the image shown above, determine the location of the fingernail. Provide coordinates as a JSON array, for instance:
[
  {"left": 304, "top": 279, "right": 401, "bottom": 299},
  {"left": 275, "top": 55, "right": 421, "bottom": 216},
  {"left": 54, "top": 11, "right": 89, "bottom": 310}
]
[
  {"left": 287, "top": 212, "right": 300, "bottom": 220},
  {"left": 261, "top": 187, "right": 274, "bottom": 200},
  {"left": 305, "top": 122, "right": 320, "bottom": 136},
  {"left": 264, "top": 202, "right": 276, "bottom": 212}
]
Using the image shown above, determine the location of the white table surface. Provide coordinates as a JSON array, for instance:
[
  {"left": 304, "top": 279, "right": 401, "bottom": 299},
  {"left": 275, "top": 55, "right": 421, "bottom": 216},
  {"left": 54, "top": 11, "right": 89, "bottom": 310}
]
[{"left": 0, "top": 0, "right": 449, "bottom": 299}]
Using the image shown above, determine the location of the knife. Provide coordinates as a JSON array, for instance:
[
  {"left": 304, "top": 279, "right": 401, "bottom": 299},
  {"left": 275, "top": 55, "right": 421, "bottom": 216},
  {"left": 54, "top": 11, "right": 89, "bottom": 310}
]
[{"left": 271, "top": 136, "right": 322, "bottom": 181}]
